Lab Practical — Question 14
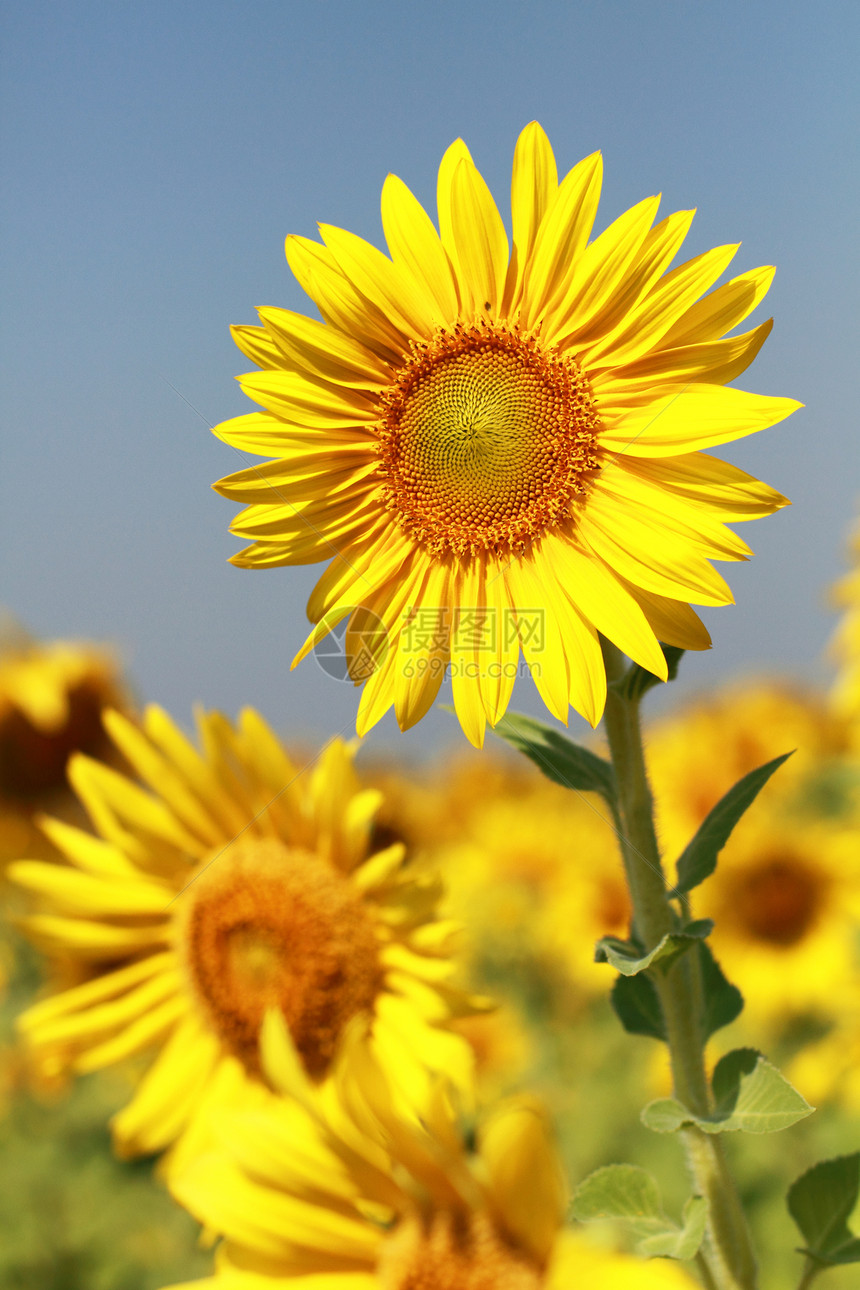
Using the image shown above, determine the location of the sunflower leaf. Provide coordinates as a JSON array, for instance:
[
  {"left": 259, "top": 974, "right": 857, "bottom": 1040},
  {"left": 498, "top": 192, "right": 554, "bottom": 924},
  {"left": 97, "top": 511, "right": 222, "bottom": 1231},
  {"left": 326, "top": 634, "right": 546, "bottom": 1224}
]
[
  {"left": 572, "top": 1164, "right": 707, "bottom": 1261},
  {"left": 641, "top": 1049, "right": 813, "bottom": 1135},
  {"left": 611, "top": 973, "right": 666, "bottom": 1041},
  {"left": 788, "top": 1154, "right": 860, "bottom": 1265},
  {"left": 490, "top": 712, "right": 616, "bottom": 804},
  {"left": 696, "top": 942, "right": 745, "bottom": 1039},
  {"left": 670, "top": 751, "right": 794, "bottom": 897},
  {"left": 595, "top": 920, "right": 712, "bottom": 976},
  {"left": 612, "top": 645, "right": 686, "bottom": 702}
]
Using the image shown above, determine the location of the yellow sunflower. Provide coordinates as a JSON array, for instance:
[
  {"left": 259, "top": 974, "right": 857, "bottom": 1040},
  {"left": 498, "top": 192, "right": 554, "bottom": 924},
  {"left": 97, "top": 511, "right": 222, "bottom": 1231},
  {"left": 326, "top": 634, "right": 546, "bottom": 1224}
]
[
  {"left": 646, "top": 680, "right": 851, "bottom": 862},
  {"left": 166, "top": 1014, "right": 697, "bottom": 1290},
  {"left": 213, "top": 121, "right": 798, "bottom": 745},
  {"left": 685, "top": 807, "right": 860, "bottom": 1026},
  {"left": 0, "top": 624, "right": 131, "bottom": 864},
  {"left": 10, "top": 706, "right": 475, "bottom": 1163}
]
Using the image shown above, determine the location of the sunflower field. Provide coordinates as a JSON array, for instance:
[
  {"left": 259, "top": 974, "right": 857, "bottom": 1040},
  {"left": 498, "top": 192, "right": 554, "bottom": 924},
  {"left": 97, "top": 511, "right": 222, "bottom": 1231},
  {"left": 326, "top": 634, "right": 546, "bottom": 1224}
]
[{"left": 2, "top": 121, "right": 859, "bottom": 1290}]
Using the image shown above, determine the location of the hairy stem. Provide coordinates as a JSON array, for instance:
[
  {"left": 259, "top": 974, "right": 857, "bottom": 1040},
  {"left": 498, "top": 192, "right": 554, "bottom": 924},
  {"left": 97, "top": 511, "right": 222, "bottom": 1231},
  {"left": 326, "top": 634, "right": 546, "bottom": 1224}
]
[{"left": 600, "top": 640, "right": 758, "bottom": 1290}]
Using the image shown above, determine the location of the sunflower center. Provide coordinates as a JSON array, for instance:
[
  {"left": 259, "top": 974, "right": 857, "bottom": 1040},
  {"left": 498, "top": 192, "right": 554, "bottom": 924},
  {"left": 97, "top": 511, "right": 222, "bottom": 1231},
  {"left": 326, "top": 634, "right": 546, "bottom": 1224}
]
[
  {"left": 0, "top": 680, "right": 111, "bottom": 802},
  {"left": 378, "top": 1211, "right": 543, "bottom": 1290},
  {"left": 731, "top": 855, "right": 823, "bottom": 947},
  {"left": 376, "top": 324, "right": 601, "bottom": 556},
  {"left": 181, "top": 838, "right": 382, "bottom": 1078}
]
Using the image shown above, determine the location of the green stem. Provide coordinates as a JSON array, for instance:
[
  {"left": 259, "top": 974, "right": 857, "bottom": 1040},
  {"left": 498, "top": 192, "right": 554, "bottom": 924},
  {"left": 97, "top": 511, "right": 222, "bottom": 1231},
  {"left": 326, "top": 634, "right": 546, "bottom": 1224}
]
[
  {"left": 600, "top": 640, "right": 758, "bottom": 1290},
  {"left": 795, "top": 1257, "right": 822, "bottom": 1290}
]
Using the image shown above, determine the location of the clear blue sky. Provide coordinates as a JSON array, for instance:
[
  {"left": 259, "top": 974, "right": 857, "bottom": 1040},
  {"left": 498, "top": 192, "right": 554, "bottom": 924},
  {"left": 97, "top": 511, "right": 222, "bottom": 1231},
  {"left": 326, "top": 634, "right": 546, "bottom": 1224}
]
[{"left": 2, "top": 0, "right": 858, "bottom": 757}]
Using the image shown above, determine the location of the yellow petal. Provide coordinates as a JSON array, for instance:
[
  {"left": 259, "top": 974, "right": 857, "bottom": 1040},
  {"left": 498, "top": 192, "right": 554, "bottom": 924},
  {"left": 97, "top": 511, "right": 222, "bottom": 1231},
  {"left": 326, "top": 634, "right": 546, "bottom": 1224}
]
[
  {"left": 521, "top": 150, "right": 602, "bottom": 326},
  {"left": 622, "top": 581, "right": 712, "bottom": 651},
  {"left": 479, "top": 1100, "right": 567, "bottom": 1263},
  {"left": 545, "top": 535, "right": 667, "bottom": 678},
  {"left": 578, "top": 492, "right": 734, "bottom": 607},
  {"left": 436, "top": 136, "right": 474, "bottom": 283},
  {"left": 285, "top": 235, "right": 406, "bottom": 363},
  {"left": 543, "top": 194, "right": 660, "bottom": 344},
  {"left": 594, "top": 318, "right": 772, "bottom": 395},
  {"left": 599, "top": 383, "right": 802, "bottom": 457},
  {"left": 9, "top": 859, "right": 172, "bottom": 916},
  {"left": 238, "top": 369, "right": 377, "bottom": 429},
  {"left": 112, "top": 1018, "right": 223, "bottom": 1157},
  {"left": 230, "top": 324, "right": 285, "bottom": 370},
  {"left": 506, "top": 120, "right": 558, "bottom": 312},
  {"left": 660, "top": 264, "right": 775, "bottom": 348},
  {"left": 582, "top": 242, "right": 740, "bottom": 368},
  {"left": 449, "top": 157, "right": 509, "bottom": 316},
  {"left": 320, "top": 223, "right": 434, "bottom": 340},
  {"left": 258, "top": 307, "right": 392, "bottom": 388},
  {"left": 381, "top": 174, "right": 459, "bottom": 325}
]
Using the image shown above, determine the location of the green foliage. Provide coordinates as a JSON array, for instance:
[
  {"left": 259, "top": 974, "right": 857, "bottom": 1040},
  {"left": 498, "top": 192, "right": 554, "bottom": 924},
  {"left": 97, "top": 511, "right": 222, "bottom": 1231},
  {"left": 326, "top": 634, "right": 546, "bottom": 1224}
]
[
  {"left": 572, "top": 1163, "right": 707, "bottom": 1260},
  {"left": 696, "top": 942, "right": 745, "bottom": 1040},
  {"left": 595, "top": 920, "right": 713, "bottom": 977},
  {"left": 610, "top": 644, "right": 686, "bottom": 702},
  {"left": 490, "top": 711, "right": 617, "bottom": 804},
  {"left": 671, "top": 751, "right": 794, "bottom": 897},
  {"left": 611, "top": 972, "right": 666, "bottom": 1041},
  {"left": 642, "top": 1049, "right": 814, "bottom": 1135},
  {"left": 788, "top": 1154, "right": 860, "bottom": 1266}
]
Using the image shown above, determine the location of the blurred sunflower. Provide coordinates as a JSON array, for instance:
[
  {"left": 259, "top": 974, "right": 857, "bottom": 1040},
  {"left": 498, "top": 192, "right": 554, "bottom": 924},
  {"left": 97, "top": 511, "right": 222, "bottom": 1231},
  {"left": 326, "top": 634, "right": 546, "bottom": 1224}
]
[
  {"left": 166, "top": 1014, "right": 696, "bottom": 1290},
  {"left": 213, "top": 121, "right": 797, "bottom": 746},
  {"left": 10, "top": 707, "right": 475, "bottom": 1162},
  {"left": 0, "top": 623, "right": 131, "bottom": 865},
  {"left": 647, "top": 680, "right": 851, "bottom": 861},
  {"left": 687, "top": 809, "right": 860, "bottom": 1025}
]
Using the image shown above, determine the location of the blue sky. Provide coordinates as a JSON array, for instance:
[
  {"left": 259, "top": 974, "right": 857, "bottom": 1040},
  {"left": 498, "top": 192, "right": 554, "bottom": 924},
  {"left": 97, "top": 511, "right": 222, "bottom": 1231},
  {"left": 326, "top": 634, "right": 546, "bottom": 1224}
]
[{"left": 2, "top": 0, "right": 858, "bottom": 757}]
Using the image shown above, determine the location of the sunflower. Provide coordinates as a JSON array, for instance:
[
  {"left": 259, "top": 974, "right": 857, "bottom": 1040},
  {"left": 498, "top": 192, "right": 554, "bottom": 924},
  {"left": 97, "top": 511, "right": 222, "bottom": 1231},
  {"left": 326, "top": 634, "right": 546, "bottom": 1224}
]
[
  {"left": 684, "top": 807, "right": 860, "bottom": 1026},
  {"left": 646, "top": 680, "right": 852, "bottom": 862},
  {"left": 10, "top": 706, "right": 475, "bottom": 1163},
  {"left": 213, "top": 122, "right": 798, "bottom": 745},
  {"left": 0, "top": 625, "right": 131, "bottom": 864},
  {"left": 166, "top": 1014, "right": 697, "bottom": 1290}
]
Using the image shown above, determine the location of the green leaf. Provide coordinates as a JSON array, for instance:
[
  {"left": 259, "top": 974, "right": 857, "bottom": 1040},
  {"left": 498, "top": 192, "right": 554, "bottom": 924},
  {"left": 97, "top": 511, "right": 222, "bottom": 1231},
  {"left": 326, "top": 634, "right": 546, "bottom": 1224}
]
[
  {"left": 640, "top": 1196, "right": 709, "bottom": 1260},
  {"left": 641, "top": 1049, "right": 814, "bottom": 1135},
  {"left": 671, "top": 752, "right": 794, "bottom": 896},
  {"left": 490, "top": 711, "right": 616, "bottom": 804},
  {"left": 595, "top": 920, "right": 713, "bottom": 976},
  {"left": 611, "top": 973, "right": 666, "bottom": 1041},
  {"left": 788, "top": 1154, "right": 860, "bottom": 1265},
  {"left": 572, "top": 1164, "right": 706, "bottom": 1261},
  {"left": 697, "top": 942, "right": 745, "bottom": 1040},
  {"left": 612, "top": 645, "right": 686, "bottom": 702}
]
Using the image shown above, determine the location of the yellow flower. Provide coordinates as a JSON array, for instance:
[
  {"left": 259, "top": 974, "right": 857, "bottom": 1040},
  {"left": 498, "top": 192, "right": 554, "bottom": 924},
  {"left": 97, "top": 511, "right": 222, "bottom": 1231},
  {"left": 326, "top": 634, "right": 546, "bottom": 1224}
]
[
  {"left": 647, "top": 680, "right": 851, "bottom": 862},
  {"left": 689, "top": 810, "right": 859, "bottom": 1025},
  {"left": 0, "top": 624, "right": 131, "bottom": 864},
  {"left": 830, "top": 512, "right": 860, "bottom": 738},
  {"left": 213, "top": 122, "right": 797, "bottom": 745},
  {"left": 165, "top": 1015, "right": 696, "bottom": 1290},
  {"left": 10, "top": 707, "right": 474, "bottom": 1162}
]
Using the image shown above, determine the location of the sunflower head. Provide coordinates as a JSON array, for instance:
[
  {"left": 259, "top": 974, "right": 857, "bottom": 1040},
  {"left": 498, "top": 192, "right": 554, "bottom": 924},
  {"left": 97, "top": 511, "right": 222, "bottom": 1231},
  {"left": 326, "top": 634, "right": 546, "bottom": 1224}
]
[
  {"left": 166, "top": 1017, "right": 697, "bottom": 1290},
  {"left": 0, "top": 628, "right": 129, "bottom": 808},
  {"left": 11, "top": 707, "right": 477, "bottom": 1161},
  {"left": 214, "top": 122, "right": 798, "bottom": 744}
]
